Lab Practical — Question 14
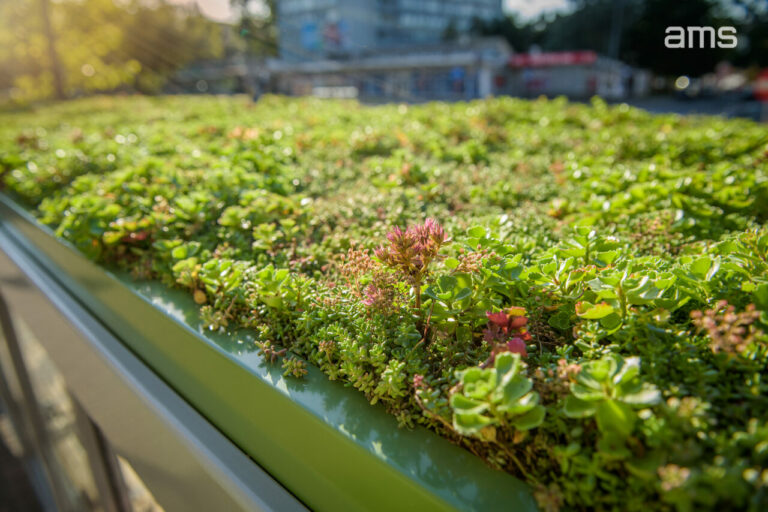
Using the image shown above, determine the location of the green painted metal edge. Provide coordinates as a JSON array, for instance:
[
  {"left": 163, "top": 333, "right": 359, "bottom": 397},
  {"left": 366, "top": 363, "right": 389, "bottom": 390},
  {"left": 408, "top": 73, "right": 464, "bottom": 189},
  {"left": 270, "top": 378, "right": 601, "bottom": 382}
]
[{"left": 0, "top": 194, "right": 537, "bottom": 512}]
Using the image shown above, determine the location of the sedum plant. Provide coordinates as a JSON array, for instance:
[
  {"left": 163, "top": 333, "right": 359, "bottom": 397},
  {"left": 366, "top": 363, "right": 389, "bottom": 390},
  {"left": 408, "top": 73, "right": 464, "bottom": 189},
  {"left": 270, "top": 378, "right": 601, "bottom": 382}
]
[
  {"left": 375, "top": 218, "right": 449, "bottom": 311},
  {"left": 450, "top": 353, "right": 545, "bottom": 439},
  {"left": 563, "top": 354, "right": 660, "bottom": 456},
  {"left": 3, "top": 95, "right": 768, "bottom": 511}
]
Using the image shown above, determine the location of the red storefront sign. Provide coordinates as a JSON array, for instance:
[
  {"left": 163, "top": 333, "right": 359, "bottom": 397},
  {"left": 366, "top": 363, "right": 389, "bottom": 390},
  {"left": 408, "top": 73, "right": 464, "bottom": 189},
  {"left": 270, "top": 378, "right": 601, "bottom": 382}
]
[
  {"left": 755, "top": 69, "right": 768, "bottom": 102},
  {"left": 508, "top": 51, "right": 598, "bottom": 68}
]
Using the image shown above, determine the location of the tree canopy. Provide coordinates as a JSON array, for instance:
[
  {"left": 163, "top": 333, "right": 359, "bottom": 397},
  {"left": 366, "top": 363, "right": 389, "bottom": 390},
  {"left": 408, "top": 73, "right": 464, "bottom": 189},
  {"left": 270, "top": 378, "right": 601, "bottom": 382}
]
[{"left": 0, "top": 0, "right": 230, "bottom": 102}]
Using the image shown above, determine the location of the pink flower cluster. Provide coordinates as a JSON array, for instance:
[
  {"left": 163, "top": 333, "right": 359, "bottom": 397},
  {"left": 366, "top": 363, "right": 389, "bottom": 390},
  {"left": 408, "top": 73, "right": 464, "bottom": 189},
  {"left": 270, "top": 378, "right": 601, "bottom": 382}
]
[
  {"left": 374, "top": 218, "right": 449, "bottom": 283},
  {"left": 483, "top": 306, "right": 532, "bottom": 358},
  {"left": 691, "top": 300, "right": 761, "bottom": 354},
  {"left": 362, "top": 282, "right": 391, "bottom": 307}
]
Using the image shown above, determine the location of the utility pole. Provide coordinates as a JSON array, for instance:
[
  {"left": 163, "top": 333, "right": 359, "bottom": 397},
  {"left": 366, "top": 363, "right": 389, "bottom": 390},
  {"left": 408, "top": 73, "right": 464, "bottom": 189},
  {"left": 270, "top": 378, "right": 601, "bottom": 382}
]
[
  {"left": 608, "top": 0, "right": 624, "bottom": 59},
  {"left": 40, "top": 0, "right": 65, "bottom": 99}
]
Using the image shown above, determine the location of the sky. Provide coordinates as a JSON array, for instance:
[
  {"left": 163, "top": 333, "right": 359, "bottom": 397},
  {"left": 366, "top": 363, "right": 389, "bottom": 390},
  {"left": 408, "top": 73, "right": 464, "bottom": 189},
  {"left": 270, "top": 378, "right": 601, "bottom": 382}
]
[{"left": 167, "top": 0, "right": 570, "bottom": 23}]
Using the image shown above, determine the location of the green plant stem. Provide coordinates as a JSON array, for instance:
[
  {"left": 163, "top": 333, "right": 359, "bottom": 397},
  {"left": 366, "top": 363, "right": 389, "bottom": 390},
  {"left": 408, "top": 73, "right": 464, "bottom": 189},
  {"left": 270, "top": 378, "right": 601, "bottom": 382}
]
[
  {"left": 618, "top": 285, "right": 628, "bottom": 319},
  {"left": 497, "top": 442, "right": 535, "bottom": 482},
  {"left": 495, "top": 413, "right": 536, "bottom": 482}
]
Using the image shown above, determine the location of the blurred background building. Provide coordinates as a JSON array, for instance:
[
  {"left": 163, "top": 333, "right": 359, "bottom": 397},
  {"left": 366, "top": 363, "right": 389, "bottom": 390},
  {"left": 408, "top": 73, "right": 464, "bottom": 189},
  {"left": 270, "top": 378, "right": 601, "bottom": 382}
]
[
  {"left": 269, "top": 37, "right": 510, "bottom": 101},
  {"left": 276, "top": 0, "right": 503, "bottom": 61},
  {"left": 1, "top": 0, "right": 767, "bottom": 119},
  {"left": 266, "top": 0, "right": 649, "bottom": 103}
]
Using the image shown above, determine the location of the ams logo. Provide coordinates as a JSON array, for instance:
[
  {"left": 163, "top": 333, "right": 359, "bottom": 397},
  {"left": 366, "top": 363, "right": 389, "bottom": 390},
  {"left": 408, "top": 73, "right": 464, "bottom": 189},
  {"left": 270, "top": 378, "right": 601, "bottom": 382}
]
[{"left": 664, "top": 26, "right": 738, "bottom": 49}]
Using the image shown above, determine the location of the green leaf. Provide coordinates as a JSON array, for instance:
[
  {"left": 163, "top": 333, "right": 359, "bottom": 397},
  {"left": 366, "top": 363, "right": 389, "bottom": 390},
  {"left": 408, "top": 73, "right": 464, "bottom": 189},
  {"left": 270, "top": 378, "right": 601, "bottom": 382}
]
[
  {"left": 494, "top": 353, "right": 520, "bottom": 387},
  {"left": 453, "top": 412, "right": 495, "bottom": 436},
  {"left": 438, "top": 275, "right": 457, "bottom": 293},
  {"left": 690, "top": 257, "right": 712, "bottom": 279},
  {"left": 102, "top": 231, "right": 123, "bottom": 245},
  {"left": 498, "top": 375, "right": 532, "bottom": 407},
  {"left": 742, "top": 281, "right": 756, "bottom": 292},
  {"left": 444, "top": 257, "right": 460, "bottom": 270},
  {"left": 548, "top": 310, "right": 572, "bottom": 330},
  {"left": 705, "top": 257, "right": 720, "bottom": 281},
  {"left": 754, "top": 283, "right": 768, "bottom": 310},
  {"left": 621, "top": 384, "right": 661, "bottom": 406},
  {"left": 597, "top": 433, "right": 632, "bottom": 459},
  {"left": 563, "top": 395, "right": 599, "bottom": 418},
  {"left": 595, "top": 399, "right": 635, "bottom": 438},
  {"left": 595, "top": 250, "right": 619, "bottom": 265},
  {"left": 454, "top": 273, "right": 473, "bottom": 289},
  {"left": 461, "top": 368, "right": 496, "bottom": 399},
  {"left": 625, "top": 452, "right": 664, "bottom": 481},
  {"left": 171, "top": 245, "right": 188, "bottom": 259},
  {"left": 511, "top": 405, "right": 546, "bottom": 430},
  {"left": 454, "top": 287, "right": 472, "bottom": 301},
  {"left": 576, "top": 301, "right": 615, "bottom": 319},
  {"left": 571, "top": 380, "right": 605, "bottom": 401},
  {"left": 424, "top": 286, "right": 440, "bottom": 301},
  {"left": 467, "top": 226, "right": 486, "bottom": 238},
  {"left": 612, "top": 356, "right": 640, "bottom": 385},
  {"left": 450, "top": 394, "right": 489, "bottom": 415},
  {"left": 584, "top": 356, "right": 618, "bottom": 383},
  {"left": 599, "top": 312, "right": 623, "bottom": 332},
  {"left": 654, "top": 273, "right": 677, "bottom": 290},
  {"left": 500, "top": 391, "right": 540, "bottom": 416}
]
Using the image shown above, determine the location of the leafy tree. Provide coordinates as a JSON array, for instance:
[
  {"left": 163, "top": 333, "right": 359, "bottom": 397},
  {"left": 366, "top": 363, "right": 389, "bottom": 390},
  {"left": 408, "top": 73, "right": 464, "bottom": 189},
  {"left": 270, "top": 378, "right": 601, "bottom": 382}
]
[
  {"left": 727, "top": 0, "right": 768, "bottom": 68},
  {"left": 230, "top": 0, "right": 278, "bottom": 56},
  {"left": 114, "top": 1, "right": 225, "bottom": 93},
  {"left": 0, "top": 0, "right": 225, "bottom": 102},
  {"left": 539, "top": 0, "right": 638, "bottom": 56}
]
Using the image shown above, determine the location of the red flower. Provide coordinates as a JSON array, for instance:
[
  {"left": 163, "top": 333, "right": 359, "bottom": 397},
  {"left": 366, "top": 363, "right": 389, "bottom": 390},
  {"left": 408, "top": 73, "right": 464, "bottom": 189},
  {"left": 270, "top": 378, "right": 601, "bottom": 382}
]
[
  {"left": 508, "top": 315, "right": 528, "bottom": 329},
  {"left": 485, "top": 309, "right": 529, "bottom": 332},
  {"left": 506, "top": 337, "right": 528, "bottom": 357},
  {"left": 486, "top": 311, "right": 510, "bottom": 327},
  {"left": 483, "top": 307, "right": 531, "bottom": 358}
]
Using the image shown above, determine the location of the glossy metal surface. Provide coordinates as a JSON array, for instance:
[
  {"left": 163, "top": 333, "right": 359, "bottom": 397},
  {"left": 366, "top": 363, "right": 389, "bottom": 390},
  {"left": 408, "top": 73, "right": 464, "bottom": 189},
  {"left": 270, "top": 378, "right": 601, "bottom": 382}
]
[
  {"left": 0, "top": 193, "right": 537, "bottom": 512},
  {"left": 0, "top": 216, "right": 306, "bottom": 512}
]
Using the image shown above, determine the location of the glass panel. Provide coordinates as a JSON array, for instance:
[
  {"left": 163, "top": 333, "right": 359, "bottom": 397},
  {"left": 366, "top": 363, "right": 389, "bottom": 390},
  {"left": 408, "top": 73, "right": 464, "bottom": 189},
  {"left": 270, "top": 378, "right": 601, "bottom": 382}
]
[
  {"left": 0, "top": 297, "right": 52, "bottom": 512},
  {"left": 12, "top": 315, "right": 104, "bottom": 511},
  {"left": 0, "top": 406, "right": 23, "bottom": 457},
  {"left": 0, "top": 321, "right": 26, "bottom": 458},
  {"left": 0, "top": 409, "right": 44, "bottom": 512},
  {"left": 115, "top": 455, "right": 165, "bottom": 512}
]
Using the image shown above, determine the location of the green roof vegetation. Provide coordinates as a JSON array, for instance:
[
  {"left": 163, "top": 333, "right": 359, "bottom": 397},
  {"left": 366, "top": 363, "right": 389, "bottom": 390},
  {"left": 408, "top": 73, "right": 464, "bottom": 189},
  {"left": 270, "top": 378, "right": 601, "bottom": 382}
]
[{"left": 2, "top": 94, "right": 768, "bottom": 511}]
